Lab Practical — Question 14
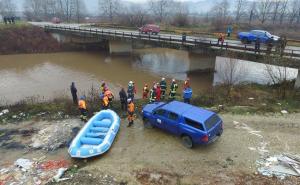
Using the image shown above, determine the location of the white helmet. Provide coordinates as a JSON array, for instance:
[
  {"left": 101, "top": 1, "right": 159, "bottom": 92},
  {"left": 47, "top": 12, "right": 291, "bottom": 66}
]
[
  {"left": 172, "top": 79, "right": 175, "bottom": 82},
  {"left": 162, "top": 77, "right": 165, "bottom": 81},
  {"left": 129, "top": 81, "right": 133, "bottom": 84},
  {"left": 127, "top": 98, "right": 132, "bottom": 103}
]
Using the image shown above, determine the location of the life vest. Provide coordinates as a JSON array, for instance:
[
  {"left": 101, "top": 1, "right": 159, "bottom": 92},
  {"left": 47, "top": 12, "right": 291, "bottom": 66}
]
[
  {"left": 78, "top": 100, "right": 86, "bottom": 109},
  {"left": 102, "top": 96, "right": 109, "bottom": 106},
  {"left": 128, "top": 85, "right": 134, "bottom": 96},
  {"left": 128, "top": 102, "right": 135, "bottom": 113}
]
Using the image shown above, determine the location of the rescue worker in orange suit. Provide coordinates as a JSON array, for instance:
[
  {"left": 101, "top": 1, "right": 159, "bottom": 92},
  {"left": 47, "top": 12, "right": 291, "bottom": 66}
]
[
  {"left": 156, "top": 83, "right": 161, "bottom": 101},
  {"left": 142, "top": 84, "right": 149, "bottom": 99},
  {"left": 184, "top": 78, "right": 190, "bottom": 90},
  {"left": 104, "top": 88, "right": 114, "bottom": 107},
  {"left": 78, "top": 96, "right": 88, "bottom": 122},
  {"left": 102, "top": 94, "right": 109, "bottom": 110},
  {"left": 127, "top": 99, "right": 135, "bottom": 127}
]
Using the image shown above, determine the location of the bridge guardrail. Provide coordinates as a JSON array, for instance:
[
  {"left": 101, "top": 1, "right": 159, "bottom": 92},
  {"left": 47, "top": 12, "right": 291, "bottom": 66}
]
[{"left": 44, "top": 25, "right": 300, "bottom": 58}]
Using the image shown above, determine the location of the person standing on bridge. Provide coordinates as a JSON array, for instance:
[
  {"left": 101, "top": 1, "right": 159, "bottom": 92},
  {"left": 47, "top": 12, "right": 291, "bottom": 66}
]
[
  {"left": 169, "top": 79, "right": 178, "bottom": 100},
  {"left": 255, "top": 38, "right": 261, "bottom": 54},
  {"left": 227, "top": 26, "right": 232, "bottom": 37},
  {"left": 160, "top": 78, "right": 167, "bottom": 100}
]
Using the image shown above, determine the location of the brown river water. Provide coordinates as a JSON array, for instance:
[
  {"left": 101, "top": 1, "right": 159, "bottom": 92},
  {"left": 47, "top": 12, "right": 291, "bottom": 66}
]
[{"left": 0, "top": 48, "right": 298, "bottom": 105}]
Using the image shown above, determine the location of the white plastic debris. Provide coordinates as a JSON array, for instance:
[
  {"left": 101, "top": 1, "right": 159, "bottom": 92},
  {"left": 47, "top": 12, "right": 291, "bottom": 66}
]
[
  {"left": 14, "top": 158, "right": 33, "bottom": 171},
  {"left": 53, "top": 168, "right": 69, "bottom": 182},
  {"left": 248, "top": 97, "right": 255, "bottom": 100},
  {"left": 281, "top": 110, "right": 288, "bottom": 114}
]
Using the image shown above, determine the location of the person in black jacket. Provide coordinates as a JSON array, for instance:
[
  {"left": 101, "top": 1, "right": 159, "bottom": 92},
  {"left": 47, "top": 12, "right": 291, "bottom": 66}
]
[
  {"left": 70, "top": 82, "right": 78, "bottom": 104},
  {"left": 119, "top": 87, "right": 127, "bottom": 111}
]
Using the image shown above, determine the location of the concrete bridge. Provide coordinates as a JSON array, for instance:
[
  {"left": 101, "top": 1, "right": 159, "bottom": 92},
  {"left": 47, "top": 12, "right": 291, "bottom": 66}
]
[{"left": 31, "top": 22, "right": 300, "bottom": 88}]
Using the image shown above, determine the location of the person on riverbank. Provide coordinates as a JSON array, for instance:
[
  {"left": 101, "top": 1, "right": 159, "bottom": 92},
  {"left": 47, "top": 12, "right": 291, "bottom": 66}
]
[
  {"left": 142, "top": 84, "right": 149, "bottom": 99},
  {"left": 127, "top": 99, "right": 135, "bottom": 127},
  {"left": 127, "top": 81, "right": 134, "bottom": 100},
  {"left": 78, "top": 96, "right": 88, "bottom": 122},
  {"left": 70, "top": 82, "right": 78, "bottom": 104},
  {"left": 149, "top": 84, "right": 157, "bottom": 103},
  {"left": 100, "top": 81, "right": 106, "bottom": 93},
  {"left": 102, "top": 94, "right": 109, "bottom": 110},
  {"left": 104, "top": 88, "right": 114, "bottom": 105},
  {"left": 156, "top": 83, "right": 161, "bottom": 101},
  {"left": 184, "top": 78, "right": 190, "bottom": 90},
  {"left": 227, "top": 26, "right": 232, "bottom": 37},
  {"left": 255, "top": 38, "right": 261, "bottom": 54},
  {"left": 169, "top": 79, "right": 178, "bottom": 100},
  {"left": 119, "top": 87, "right": 127, "bottom": 111},
  {"left": 3, "top": 17, "right": 7, "bottom": 25},
  {"left": 183, "top": 87, "right": 192, "bottom": 104},
  {"left": 160, "top": 78, "right": 167, "bottom": 100}
]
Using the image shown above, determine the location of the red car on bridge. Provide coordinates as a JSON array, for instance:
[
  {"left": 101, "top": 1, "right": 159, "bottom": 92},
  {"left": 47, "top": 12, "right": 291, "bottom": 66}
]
[{"left": 139, "top": 24, "right": 160, "bottom": 35}]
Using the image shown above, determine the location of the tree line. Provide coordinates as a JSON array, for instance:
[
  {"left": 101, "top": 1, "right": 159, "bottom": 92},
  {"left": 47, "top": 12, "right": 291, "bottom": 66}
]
[{"left": 0, "top": 0, "right": 300, "bottom": 27}]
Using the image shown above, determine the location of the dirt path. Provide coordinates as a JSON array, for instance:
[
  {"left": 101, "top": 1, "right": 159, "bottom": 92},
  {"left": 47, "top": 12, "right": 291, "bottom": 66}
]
[{"left": 1, "top": 113, "right": 300, "bottom": 184}]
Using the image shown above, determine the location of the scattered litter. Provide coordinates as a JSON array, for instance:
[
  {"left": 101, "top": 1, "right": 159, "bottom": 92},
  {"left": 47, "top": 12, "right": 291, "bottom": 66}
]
[
  {"left": 257, "top": 153, "right": 300, "bottom": 179},
  {"left": 39, "top": 159, "right": 70, "bottom": 170},
  {"left": 0, "top": 109, "right": 9, "bottom": 116},
  {"left": 0, "top": 158, "right": 71, "bottom": 185},
  {"left": 12, "top": 115, "right": 17, "bottom": 119},
  {"left": 248, "top": 97, "right": 255, "bottom": 100},
  {"left": 281, "top": 110, "right": 288, "bottom": 114},
  {"left": 53, "top": 168, "right": 69, "bottom": 182},
  {"left": 277, "top": 103, "right": 282, "bottom": 106},
  {"left": 14, "top": 158, "right": 33, "bottom": 171}
]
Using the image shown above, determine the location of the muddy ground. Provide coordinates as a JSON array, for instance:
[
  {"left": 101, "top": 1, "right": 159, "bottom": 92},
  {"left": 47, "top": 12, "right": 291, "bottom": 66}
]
[{"left": 1, "top": 113, "right": 300, "bottom": 185}]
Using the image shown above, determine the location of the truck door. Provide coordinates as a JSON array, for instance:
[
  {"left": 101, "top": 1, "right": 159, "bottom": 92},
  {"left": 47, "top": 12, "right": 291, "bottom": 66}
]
[
  {"left": 152, "top": 109, "right": 167, "bottom": 130},
  {"left": 164, "top": 112, "right": 179, "bottom": 135}
]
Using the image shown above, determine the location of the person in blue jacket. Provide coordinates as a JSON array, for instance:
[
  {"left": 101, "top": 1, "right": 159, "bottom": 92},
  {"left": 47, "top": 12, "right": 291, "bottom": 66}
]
[{"left": 183, "top": 87, "right": 192, "bottom": 104}]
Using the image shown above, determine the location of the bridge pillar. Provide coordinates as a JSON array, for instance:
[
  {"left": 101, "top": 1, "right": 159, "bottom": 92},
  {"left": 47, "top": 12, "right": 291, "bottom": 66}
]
[
  {"left": 109, "top": 40, "right": 132, "bottom": 55},
  {"left": 295, "top": 69, "right": 300, "bottom": 89}
]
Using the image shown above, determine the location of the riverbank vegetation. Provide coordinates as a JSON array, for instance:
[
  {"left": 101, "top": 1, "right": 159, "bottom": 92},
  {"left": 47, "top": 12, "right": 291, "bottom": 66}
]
[
  {"left": 1, "top": 83, "right": 299, "bottom": 124},
  {"left": 0, "top": 25, "right": 62, "bottom": 55}
]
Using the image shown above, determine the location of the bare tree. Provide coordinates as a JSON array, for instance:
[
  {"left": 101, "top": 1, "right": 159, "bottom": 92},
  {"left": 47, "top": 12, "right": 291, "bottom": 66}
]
[
  {"left": 279, "top": 0, "right": 289, "bottom": 25},
  {"left": 149, "top": 0, "right": 173, "bottom": 23},
  {"left": 211, "top": 0, "right": 231, "bottom": 27},
  {"left": 271, "top": 0, "right": 281, "bottom": 24},
  {"left": 0, "top": 0, "right": 16, "bottom": 16},
  {"left": 248, "top": 1, "right": 257, "bottom": 24},
  {"left": 264, "top": 62, "right": 290, "bottom": 99},
  {"left": 288, "top": 0, "right": 299, "bottom": 24},
  {"left": 122, "top": 3, "right": 147, "bottom": 27},
  {"left": 99, "top": 0, "right": 120, "bottom": 22},
  {"left": 172, "top": 1, "right": 189, "bottom": 27},
  {"left": 235, "top": 0, "right": 247, "bottom": 23},
  {"left": 258, "top": 0, "right": 272, "bottom": 24}
]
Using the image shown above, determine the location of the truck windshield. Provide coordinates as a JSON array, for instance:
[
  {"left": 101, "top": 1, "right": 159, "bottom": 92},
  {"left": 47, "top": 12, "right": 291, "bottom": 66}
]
[{"left": 204, "top": 114, "right": 220, "bottom": 130}]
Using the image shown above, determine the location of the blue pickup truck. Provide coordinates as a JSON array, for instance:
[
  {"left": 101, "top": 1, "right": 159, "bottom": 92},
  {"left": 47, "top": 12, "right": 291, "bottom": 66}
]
[
  {"left": 142, "top": 101, "right": 223, "bottom": 148},
  {"left": 237, "top": 30, "right": 280, "bottom": 44}
]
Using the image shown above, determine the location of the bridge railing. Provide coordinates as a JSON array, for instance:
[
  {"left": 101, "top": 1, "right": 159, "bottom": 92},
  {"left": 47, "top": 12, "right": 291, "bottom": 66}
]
[{"left": 44, "top": 25, "right": 300, "bottom": 58}]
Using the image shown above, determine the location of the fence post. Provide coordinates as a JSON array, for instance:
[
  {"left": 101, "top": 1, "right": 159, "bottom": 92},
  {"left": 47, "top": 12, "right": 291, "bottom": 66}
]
[
  {"left": 244, "top": 45, "right": 247, "bottom": 52},
  {"left": 226, "top": 42, "right": 228, "bottom": 50},
  {"left": 131, "top": 32, "right": 132, "bottom": 39},
  {"left": 291, "top": 50, "right": 294, "bottom": 58},
  {"left": 170, "top": 36, "right": 171, "bottom": 42}
]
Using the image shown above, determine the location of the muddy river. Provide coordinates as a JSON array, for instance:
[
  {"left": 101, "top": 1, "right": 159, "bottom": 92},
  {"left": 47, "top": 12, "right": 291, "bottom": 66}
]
[{"left": 0, "top": 48, "right": 298, "bottom": 104}]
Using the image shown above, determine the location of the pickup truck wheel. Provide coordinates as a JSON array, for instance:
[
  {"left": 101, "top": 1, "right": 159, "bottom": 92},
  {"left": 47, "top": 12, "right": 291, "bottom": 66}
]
[
  {"left": 181, "top": 135, "right": 193, "bottom": 148},
  {"left": 143, "top": 118, "right": 153, "bottom": 129}
]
